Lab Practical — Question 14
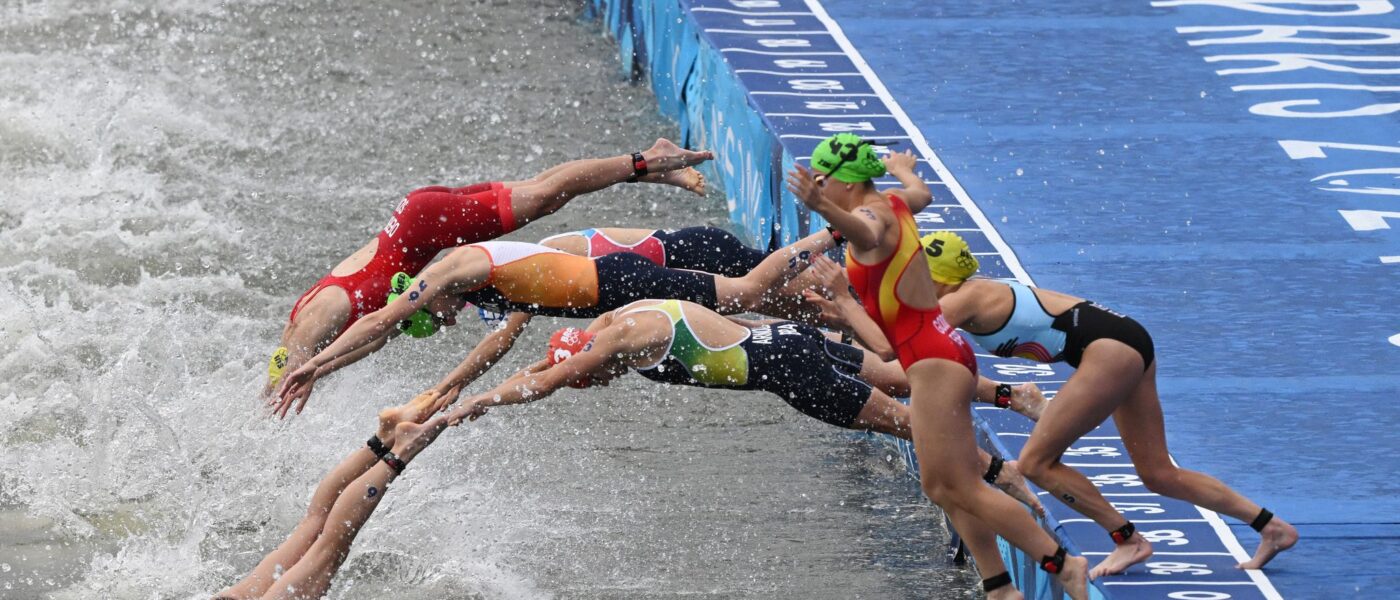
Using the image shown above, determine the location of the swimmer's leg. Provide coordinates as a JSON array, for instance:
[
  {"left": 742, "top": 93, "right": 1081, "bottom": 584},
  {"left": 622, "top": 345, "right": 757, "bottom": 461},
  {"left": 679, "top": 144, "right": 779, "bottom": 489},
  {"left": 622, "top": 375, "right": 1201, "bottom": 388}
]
[
  {"left": 1017, "top": 343, "right": 1152, "bottom": 578},
  {"left": 712, "top": 229, "right": 838, "bottom": 313},
  {"left": 1112, "top": 363, "right": 1297, "bottom": 570},
  {"left": 219, "top": 396, "right": 444, "bottom": 598},
  {"left": 907, "top": 358, "right": 1087, "bottom": 599},
  {"left": 506, "top": 138, "right": 712, "bottom": 226},
  {"left": 258, "top": 416, "right": 449, "bottom": 600}
]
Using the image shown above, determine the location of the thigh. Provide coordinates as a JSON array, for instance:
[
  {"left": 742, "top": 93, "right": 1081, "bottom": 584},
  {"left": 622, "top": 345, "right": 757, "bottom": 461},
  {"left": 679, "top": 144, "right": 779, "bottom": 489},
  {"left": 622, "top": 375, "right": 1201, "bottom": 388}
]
[
  {"left": 906, "top": 359, "right": 982, "bottom": 486},
  {"left": 597, "top": 254, "right": 717, "bottom": 310},
  {"left": 1110, "top": 362, "right": 1174, "bottom": 471},
  {"left": 1022, "top": 340, "right": 1143, "bottom": 462}
]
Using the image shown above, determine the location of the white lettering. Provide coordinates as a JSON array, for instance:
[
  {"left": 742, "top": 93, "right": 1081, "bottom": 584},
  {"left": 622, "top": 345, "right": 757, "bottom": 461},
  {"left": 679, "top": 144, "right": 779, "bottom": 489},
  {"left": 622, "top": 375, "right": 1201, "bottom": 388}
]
[
  {"left": 1110, "top": 501, "right": 1167, "bottom": 514},
  {"left": 819, "top": 121, "right": 875, "bottom": 132},
  {"left": 730, "top": 0, "right": 780, "bottom": 7},
  {"left": 759, "top": 39, "right": 811, "bottom": 48},
  {"left": 789, "top": 78, "right": 843, "bottom": 90},
  {"left": 1340, "top": 209, "right": 1400, "bottom": 230},
  {"left": 1389, "top": 332, "right": 1400, "bottom": 346},
  {"left": 1280, "top": 139, "right": 1400, "bottom": 159},
  {"left": 743, "top": 18, "right": 796, "bottom": 26},
  {"left": 1235, "top": 83, "right": 1400, "bottom": 92},
  {"left": 1179, "top": 25, "right": 1400, "bottom": 46},
  {"left": 384, "top": 216, "right": 400, "bottom": 237},
  {"left": 1151, "top": 0, "right": 1394, "bottom": 16},
  {"left": 1140, "top": 529, "right": 1190, "bottom": 546},
  {"left": 1147, "top": 562, "right": 1214, "bottom": 576},
  {"left": 1168, "top": 592, "right": 1234, "bottom": 600},
  {"left": 774, "top": 59, "right": 828, "bottom": 69},
  {"left": 1206, "top": 53, "right": 1400, "bottom": 75},
  {"left": 804, "top": 100, "right": 860, "bottom": 110},
  {"left": 1312, "top": 167, "right": 1400, "bottom": 196},
  {"left": 1250, "top": 98, "right": 1400, "bottom": 118}
]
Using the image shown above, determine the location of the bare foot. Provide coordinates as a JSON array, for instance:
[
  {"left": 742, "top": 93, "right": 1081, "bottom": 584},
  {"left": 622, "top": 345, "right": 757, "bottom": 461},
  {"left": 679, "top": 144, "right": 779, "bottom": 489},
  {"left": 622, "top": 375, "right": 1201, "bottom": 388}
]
[
  {"left": 995, "top": 460, "right": 1045, "bottom": 517},
  {"left": 1238, "top": 517, "right": 1297, "bottom": 569},
  {"left": 638, "top": 166, "right": 706, "bottom": 196},
  {"left": 641, "top": 138, "right": 714, "bottom": 172},
  {"left": 389, "top": 416, "right": 449, "bottom": 463},
  {"left": 1012, "top": 383, "right": 1047, "bottom": 422},
  {"left": 375, "top": 391, "right": 444, "bottom": 444},
  {"left": 1090, "top": 533, "right": 1153, "bottom": 578},
  {"left": 987, "top": 584, "right": 1023, "bottom": 600},
  {"left": 1057, "top": 555, "right": 1089, "bottom": 600}
]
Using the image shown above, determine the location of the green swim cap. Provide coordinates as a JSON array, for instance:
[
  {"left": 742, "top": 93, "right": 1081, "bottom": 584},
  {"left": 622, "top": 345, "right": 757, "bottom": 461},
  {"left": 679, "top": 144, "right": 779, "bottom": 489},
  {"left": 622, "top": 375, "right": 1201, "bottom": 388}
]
[
  {"left": 387, "top": 272, "right": 439, "bottom": 338},
  {"left": 810, "top": 133, "right": 886, "bottom": 183}
]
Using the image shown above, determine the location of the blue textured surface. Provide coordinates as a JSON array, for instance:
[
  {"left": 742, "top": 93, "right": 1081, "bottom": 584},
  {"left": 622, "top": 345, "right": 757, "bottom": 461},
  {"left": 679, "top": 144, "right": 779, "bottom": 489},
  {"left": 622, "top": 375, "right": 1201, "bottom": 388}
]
[{"left": 594, "top": 0, "right": 1400, "bottom": 597}]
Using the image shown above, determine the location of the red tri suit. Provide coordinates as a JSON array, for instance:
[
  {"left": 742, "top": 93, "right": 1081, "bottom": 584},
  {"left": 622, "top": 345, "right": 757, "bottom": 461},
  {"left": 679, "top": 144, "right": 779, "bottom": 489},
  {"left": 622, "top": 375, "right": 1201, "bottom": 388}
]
[{"left": 288, "top": 182, "right": 516, "bottom": 334}]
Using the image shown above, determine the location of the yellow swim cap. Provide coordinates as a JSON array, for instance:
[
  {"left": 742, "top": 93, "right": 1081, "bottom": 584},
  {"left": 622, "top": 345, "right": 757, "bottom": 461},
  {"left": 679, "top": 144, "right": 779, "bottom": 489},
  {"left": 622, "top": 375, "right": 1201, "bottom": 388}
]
[
  {"left": 268, "top": 346, "right": 290, "bottom": 386},
  {"left": 919, "top": 231, "right": 980, "bottom": 284}
]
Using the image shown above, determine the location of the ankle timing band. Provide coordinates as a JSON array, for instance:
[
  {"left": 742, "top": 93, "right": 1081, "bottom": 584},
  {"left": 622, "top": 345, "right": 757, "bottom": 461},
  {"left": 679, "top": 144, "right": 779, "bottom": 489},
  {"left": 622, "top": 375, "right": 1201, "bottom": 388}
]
[
  {"left": 983, "top": 456, "right": 1005, "bottom": 485},
  {"left": 994, "top": 383, "right": 1012, "bottom": 408},
  {"left": 627, "top": 152, "right": 648, "bottom": 182},
  {"left": 1250, "top": 508, "right": 1274, "bottom": 532},
  {"left": 1110, "top": 521, "right": 1136, "bottom": 544},
  {"left": 381, "top": 451, "right": 406, "bottom": 474},
  {"left": 366, "top": 436, "right": 390, "bottom": 459},
  {"left": 982, "top": 572, "right": 1013, "bottom": 592},
  {"left": 1039, "top": 547, "right": 1067, "bottom": 574}
]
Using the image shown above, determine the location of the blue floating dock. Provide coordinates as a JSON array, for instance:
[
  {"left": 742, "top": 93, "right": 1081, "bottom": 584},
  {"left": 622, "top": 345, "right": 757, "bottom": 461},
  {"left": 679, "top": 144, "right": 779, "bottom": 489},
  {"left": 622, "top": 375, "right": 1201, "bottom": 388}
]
[{"left": 589, "top": 1, "right": 1400, "bottom": 597}]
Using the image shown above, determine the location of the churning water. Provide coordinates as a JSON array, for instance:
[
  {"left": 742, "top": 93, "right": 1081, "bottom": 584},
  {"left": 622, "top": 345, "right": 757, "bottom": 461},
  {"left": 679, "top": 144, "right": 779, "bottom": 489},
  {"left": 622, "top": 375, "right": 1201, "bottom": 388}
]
[{"left": 0, "top": 1, "right": 971, "bottom": 597}]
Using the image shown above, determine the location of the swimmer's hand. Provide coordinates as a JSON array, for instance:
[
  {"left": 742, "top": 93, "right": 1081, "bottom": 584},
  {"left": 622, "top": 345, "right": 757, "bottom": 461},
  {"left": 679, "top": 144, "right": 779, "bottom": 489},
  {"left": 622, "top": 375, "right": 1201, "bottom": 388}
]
[
  {"left": 446, "top": 397, "right": 489, "bottom": 426},
  {"left": 803, "top": 289, "right": 848, "bottom": 328},
  {"left": 882, "top": 149, "right": 918, "bottom": 174},
  {"left": 809, "top": 255, "right": 854, "bottom": 301},
  {"left": 421, "top": 385, "right": 462, "bottom": 414},
  {"left": 785, "top": 164, "right": 827, "bottom": 211},
  {"left": 273, "top": 363, "right": 321, "bottom": 419}
]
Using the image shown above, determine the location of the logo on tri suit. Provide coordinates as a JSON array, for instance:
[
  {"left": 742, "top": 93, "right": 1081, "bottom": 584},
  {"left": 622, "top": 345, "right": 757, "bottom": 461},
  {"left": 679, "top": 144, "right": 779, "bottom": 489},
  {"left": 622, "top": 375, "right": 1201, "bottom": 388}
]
[{"left": 384, "top": 216, "right": 400, "bottom": 238}]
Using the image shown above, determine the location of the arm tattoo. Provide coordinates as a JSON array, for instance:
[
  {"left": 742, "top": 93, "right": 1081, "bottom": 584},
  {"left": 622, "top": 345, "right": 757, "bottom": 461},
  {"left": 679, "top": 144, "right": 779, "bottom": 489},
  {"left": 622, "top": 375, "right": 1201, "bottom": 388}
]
[{"left": 858, "top": 208, "right": 878, "bottom": 222}]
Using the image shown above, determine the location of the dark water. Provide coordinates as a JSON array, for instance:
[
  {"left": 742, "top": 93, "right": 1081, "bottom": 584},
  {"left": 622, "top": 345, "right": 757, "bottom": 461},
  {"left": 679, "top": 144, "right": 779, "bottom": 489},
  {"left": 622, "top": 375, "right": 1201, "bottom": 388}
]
[{"left": 0, "top": 1, "right": 973, "bottom": 597}]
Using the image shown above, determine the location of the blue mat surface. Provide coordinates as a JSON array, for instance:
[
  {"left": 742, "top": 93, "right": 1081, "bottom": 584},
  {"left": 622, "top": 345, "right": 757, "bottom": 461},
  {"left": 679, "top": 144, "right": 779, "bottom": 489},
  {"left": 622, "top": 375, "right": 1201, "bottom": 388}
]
[{"left": 592, "top": 0, "right": 1400, "bottom": 597}]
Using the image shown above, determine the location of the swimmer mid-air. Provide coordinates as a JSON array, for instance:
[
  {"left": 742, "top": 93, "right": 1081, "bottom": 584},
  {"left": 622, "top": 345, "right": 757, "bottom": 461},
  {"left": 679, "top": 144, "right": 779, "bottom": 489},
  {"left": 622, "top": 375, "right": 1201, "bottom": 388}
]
[
  {"left": 265, "top": 139, "right": 712, "bottom": 395},
  {"left": 441, "top": 298, "right": 1045, "bottom": 514},
  {"left": 273, "top": 229, "right": 842, "bottom": 416},
  {"left": 217, "top": 394, "right": 450, "bottom": 600}
]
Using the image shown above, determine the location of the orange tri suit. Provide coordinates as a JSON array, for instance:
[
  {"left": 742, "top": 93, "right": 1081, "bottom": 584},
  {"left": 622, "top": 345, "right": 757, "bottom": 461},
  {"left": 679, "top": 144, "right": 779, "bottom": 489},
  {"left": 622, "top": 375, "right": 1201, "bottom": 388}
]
[
  {"left": 844, "top": 194, "right": 978, "bottom": 375},
  {"left": 459, "top": 241, "right": 720, "bottom": 318},
  {"left": 288, "top": 182, "right": 517, "bottom": 334}
]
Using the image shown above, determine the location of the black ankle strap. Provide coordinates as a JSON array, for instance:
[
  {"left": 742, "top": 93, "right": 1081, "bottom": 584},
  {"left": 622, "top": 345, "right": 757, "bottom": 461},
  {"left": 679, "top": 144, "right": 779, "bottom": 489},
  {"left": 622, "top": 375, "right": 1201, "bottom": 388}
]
[
  {"left": 982, "top": 572, "right": 1013, "bottom": 592},
  {"left": 982, "top": 456, "right": 1005, "bottom": 485},
  {"left": 995, "top": 383, "right": 1012, "bottom": 408},
  {"left": 1250, "top": 508, "right": 1273, "bottom": 532},
  {"left": 1110, "top": 521, "right": 1136, "bottom": 544},
  {"left": 366, "top": 435, "right": 390, "bottom": 459},
  {"left": 1039, "top": 546, "right": 1067, "bottom": 574},
  {"left": 381, "top": 450, "right": 406, "bottom": 474}
]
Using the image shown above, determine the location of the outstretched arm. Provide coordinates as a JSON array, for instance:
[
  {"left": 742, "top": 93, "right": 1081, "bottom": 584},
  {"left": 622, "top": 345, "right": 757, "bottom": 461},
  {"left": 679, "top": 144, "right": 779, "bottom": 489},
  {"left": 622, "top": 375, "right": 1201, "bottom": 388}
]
[
  {"left": 274, "top": 250, "right": 484, "bottom": 417},
  {"left": 786, "top": 164, "right": 889, "bottom": 251},
  {"left": 430, "top": 312, "right": 533, "bottom": 397},
  {"left": 458, "top": 337, "right": 621, "bottom": 413}
]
